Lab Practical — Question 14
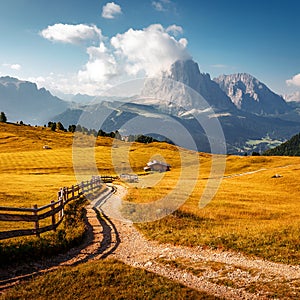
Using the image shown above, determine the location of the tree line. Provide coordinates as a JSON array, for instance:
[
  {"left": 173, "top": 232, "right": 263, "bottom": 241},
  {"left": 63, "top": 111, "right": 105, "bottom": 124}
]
[
  {"left": 47, "top": 121, "right": 158, "bottom": 144},
  {"left": 0, "top": 111, "right": 168, "bottom": 145},
  {"left": 264, "top": 132, "right": 300, "bottom": 156}
]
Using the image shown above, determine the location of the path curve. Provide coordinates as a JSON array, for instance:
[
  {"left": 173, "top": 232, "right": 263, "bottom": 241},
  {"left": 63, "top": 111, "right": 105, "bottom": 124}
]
[{"left": 97, "top": 185, "right": 300, "bottom": 300}]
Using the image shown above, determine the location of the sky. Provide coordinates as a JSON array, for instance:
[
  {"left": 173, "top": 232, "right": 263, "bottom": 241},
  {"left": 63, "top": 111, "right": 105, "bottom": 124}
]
[{"left": 0, "top": 0, "right": 300, "bottom": 97}]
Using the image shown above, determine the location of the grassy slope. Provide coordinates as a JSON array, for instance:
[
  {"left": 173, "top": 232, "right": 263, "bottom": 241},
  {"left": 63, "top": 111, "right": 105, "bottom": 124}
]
[
  {"left": 2, "top": 122, "right": 300, "bottom": 297},
  {"left": 1, "top": 122, "right": 300, "bottom": 264},
  {"left": 134, "top": 157, "right": 300, "bottom": 264},
  {"left": 0, "top": 124, "right": 216, "bottom": 299}
]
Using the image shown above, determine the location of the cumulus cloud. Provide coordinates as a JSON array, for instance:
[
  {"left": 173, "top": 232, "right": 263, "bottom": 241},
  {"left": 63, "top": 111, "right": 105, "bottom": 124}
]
[
  {"left": 40, "top": 23, "right": 102, "bottom": 44},
  {"left": 78, "top": 42, "right": 118, "bottom": 83},
  {"left": 286, "top": 74, "right": 300, "bottom": 87},
  {"left": 111, "top": 24, "right": 190, "bottom": 76},
  {"left": 102, "top": 2, "right": 122, "bottom": 19},
  {"left": 39, "top": 22, "right": 190, "bottom": 94}
]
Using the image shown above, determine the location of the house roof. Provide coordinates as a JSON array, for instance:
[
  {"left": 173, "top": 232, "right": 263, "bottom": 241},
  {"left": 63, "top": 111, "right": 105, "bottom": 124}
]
[{"left": 146, "top": 160, "right": 170, "bottom": 167}]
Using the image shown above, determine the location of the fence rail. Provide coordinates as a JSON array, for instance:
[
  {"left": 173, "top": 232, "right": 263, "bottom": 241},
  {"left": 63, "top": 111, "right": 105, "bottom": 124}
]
[{"left": 0, "top": 176, "right": 105, "bottom": 240}]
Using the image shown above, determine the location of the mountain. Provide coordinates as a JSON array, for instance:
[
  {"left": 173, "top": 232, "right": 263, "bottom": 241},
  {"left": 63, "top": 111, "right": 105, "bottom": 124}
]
[
  {"left": 0, "top": 76, "right": 68, "bottom": 124},
  {"left": 52, "top": 59, "right": 300, "bottom": 154},
  {"left": 264, "top": 132, "right": 300, "bottom": 156},
  {"left": 55, "top": 93, "right": 96, "bottom": 104},
  {"left": 140, "top": 59, "right": 236, "bottom": 115},
  {"left": 214, "top": 73, "right": 290, "bottom": 115}
]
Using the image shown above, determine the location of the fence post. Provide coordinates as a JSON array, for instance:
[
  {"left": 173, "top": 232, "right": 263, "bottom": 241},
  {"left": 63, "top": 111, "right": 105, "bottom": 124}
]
[
  {"left": 51, "top": 200, "right": 56, "bottom": 231},
  {"left": 64, "top": 187, "right": 68, "bottom": 202},
  {"left": 33, "top": 204, "right": 40, "bottom": 238},
  {"left": 58, "top": 188, "right": 63, "bottom": 200},
  {"left": 72, "top": 185, "right": 75, "bottom": 198},
  {"left": 58, "top": 197, "right": 64, "bottom": 220}
]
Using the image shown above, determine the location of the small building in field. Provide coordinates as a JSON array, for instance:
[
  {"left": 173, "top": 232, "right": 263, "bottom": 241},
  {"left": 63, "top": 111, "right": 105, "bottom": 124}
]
[
  {"left": 120, "top": 173, "right": 138, "bottom": 183},
  {"left": 144, "top": 160, "right": 171, "bottom": 172}
]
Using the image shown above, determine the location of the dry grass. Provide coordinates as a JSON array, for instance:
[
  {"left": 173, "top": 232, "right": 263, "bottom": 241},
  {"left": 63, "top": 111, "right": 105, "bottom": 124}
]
[
  {"left": 1, "top": 259, "right": 217, "bottom": 300},
  {"left": 1, "top": 122, "right": 300, "bottom": 264},
  {"left": 135, "top": 160, "right": 300, "bottom": 264}
]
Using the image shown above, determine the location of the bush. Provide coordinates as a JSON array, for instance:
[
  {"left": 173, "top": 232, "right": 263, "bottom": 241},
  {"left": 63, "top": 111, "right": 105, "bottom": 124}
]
[{"left": 0, "top": 112, "right": 7, "bottom": 123}]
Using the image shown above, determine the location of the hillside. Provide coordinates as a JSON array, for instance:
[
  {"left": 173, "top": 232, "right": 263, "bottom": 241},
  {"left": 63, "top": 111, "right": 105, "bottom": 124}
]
[
  {"left": 264, "top": 132, "right": 300, "bottom": 156},
  {"left": 2, "top": 123, "right": 300, "bottom": 298}
]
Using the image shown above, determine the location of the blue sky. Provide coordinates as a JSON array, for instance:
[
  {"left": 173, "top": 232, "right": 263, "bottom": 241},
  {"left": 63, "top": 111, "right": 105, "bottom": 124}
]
[{"left": 0, "top": 0, "right": 300, "bottom": 97}]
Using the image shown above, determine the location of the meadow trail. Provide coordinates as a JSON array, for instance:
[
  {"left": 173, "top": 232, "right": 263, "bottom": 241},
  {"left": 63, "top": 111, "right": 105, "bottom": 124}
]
[
  {"left": 1, "top": 180, "right": 300, "bottom": 298},
  {"left": 97, "top": 185, "right": 300, "bottom": 300}
]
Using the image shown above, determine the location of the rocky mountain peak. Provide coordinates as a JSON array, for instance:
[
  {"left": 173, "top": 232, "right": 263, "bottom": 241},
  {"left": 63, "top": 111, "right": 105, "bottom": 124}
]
[
  {"left": 214, "top": 73, "right": 290, "bottom": 115},
  {"left": 140, "top": 59, "right": 235, "bottom": 115}
]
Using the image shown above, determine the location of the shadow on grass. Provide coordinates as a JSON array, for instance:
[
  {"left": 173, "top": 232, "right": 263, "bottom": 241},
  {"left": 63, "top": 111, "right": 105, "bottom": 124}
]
[{"left": 0, "top": 190, "right": 120, "bottom": 291}]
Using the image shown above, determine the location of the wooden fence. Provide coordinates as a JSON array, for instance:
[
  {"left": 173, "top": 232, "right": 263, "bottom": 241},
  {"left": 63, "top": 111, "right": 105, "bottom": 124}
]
[{"left": 0, "top": 176, "right": 103, "bottom": 240}]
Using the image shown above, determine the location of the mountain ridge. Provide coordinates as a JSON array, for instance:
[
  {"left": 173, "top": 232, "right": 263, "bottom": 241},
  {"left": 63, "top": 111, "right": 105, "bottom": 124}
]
[
  {"left": 0, "top": 76, "right": 68, "bottom": 124},
  {"left": 140, "top": 59, "right": 236, "bottom": 115},
  {"left": 214, "top": 73, "right": 290, "bottom": 115}
]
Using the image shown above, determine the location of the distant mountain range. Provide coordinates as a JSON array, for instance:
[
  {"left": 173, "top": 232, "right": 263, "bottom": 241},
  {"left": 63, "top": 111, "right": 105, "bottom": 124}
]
[
  {"left": 1, "top": 59, "right": 300, "bottom": 154},
  {"left": 0, "top": 76, "right": 68, "bottom": 124},
  {"left": 138, "top": 59, "right": 300, "bottom": 153}
]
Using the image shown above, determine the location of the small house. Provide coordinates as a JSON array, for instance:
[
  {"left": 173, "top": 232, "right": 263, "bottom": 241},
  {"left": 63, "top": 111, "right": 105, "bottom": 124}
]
[
  {"left": 144, "top": 160, "right": 171, "bottom": 172},
  {"left": 120, "top": 173, "right": 138, "bottom": 183}
]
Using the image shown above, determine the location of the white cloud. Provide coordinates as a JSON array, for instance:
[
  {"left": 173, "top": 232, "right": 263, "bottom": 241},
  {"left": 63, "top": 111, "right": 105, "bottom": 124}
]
[
  {"left": 102, "top": 2, "right": 122, "bottom": 19},
  {"left": 28, "top": 73, "right": 111, "bottom": 96},
  {"left": 3, "top": 63, "right": 22, "bottom": 71},
  {"left": 286, "top": 74, "right": 300, "bottom": 87},
  {"left": 40, "top": 23, "right": 102, "bottom": 44},
  {"left": 37, "top": 22, "right": 190, "bottom": 95},
  {"left": 283, "top": 91, "right": 300, "bottom": 102},
  {"left": 111, "top": 24, "right": 190, "bottom": 76},
  {"left": 166, "top": 24, "right": 183, "bottom": 36},
  {"left": 78, "top": 42, "right": 118, "bottom": 83},
  {"left": 10, "top": 64, "right": 21, "bottom": 71},
  {"left": 152, "top": 0, "right": 172, "bottom": 11},
  {"left": 152, "top": 1, "right": 165, "bottom": 11}
]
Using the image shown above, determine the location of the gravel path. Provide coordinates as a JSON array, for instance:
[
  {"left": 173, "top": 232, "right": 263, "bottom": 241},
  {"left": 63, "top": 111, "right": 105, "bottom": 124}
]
[{"left": 97, "top": 185, "right": 300, "bottom": 299}]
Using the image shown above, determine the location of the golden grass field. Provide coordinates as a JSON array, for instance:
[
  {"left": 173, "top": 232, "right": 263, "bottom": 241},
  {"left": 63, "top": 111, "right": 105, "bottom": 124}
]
[{"left": 1, "top": 122, "right": 300, "bottom": 264}]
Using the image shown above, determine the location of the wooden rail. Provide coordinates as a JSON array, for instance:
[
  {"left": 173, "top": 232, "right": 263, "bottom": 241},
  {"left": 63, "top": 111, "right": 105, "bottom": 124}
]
[
  {"left": 0, "top": 176, "right": 104, "bottom": 240},
  {"left": 100, "top": 175, "right": 119, "bottom": 183}
]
